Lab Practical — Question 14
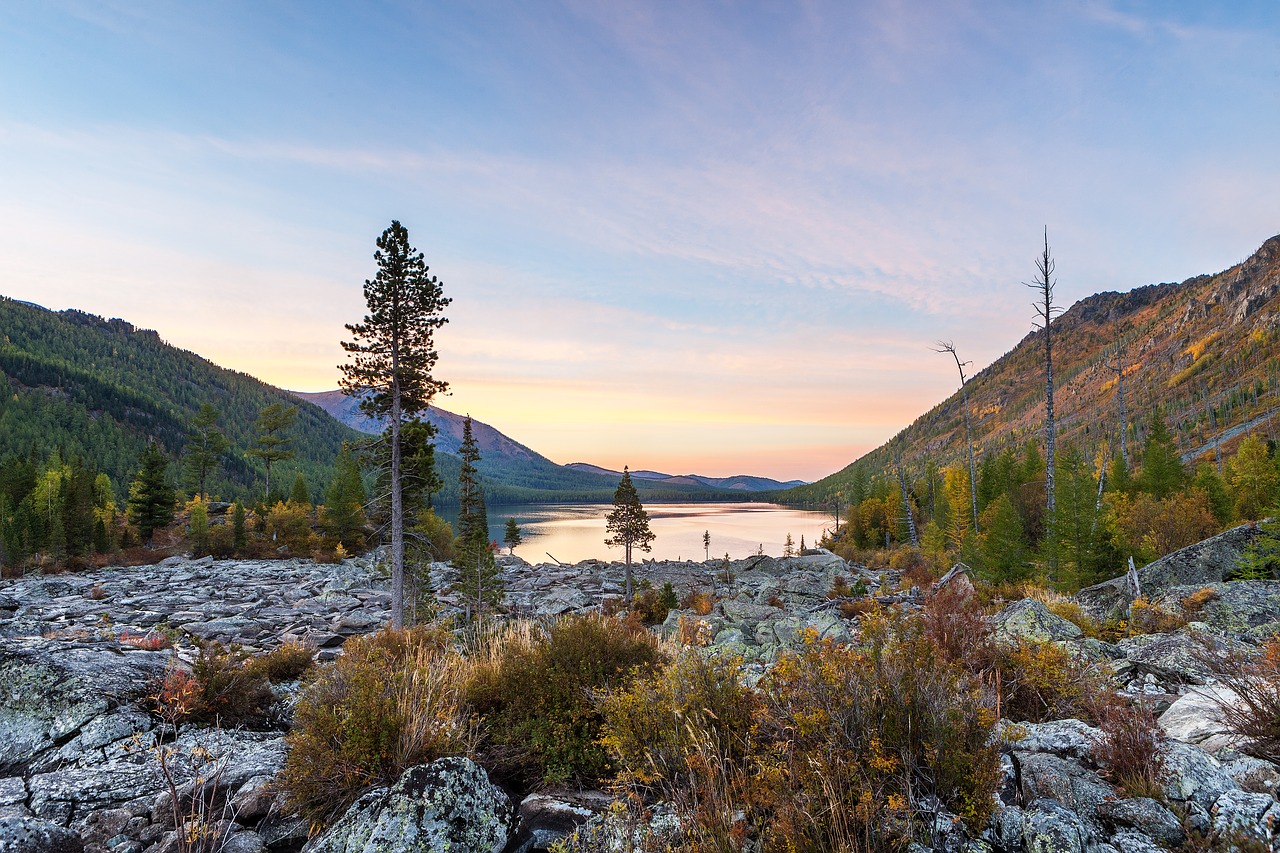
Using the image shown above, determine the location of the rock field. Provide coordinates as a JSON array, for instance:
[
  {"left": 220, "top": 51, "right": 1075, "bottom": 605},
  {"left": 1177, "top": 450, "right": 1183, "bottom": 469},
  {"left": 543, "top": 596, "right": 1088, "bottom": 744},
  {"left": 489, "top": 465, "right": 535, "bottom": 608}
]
[{"left": 1, "top": 527, "right": 1280, "bottom": 851}]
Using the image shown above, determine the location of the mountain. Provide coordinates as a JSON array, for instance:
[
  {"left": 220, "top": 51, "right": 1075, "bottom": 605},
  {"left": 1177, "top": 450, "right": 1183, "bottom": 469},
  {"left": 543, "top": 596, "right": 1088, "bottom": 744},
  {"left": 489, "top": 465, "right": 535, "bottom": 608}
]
[
  {"left": 564, "top": 463, "right": 806, "bottom": 492},
  {"left": 0, "top": 297, "right": 362, "bottom": 499},
  {"left": 785, "top": 233, "right": 1280, "bottom": 503},
  {"left": 293, "top": 391, "right": 762, "bottom": 504}
]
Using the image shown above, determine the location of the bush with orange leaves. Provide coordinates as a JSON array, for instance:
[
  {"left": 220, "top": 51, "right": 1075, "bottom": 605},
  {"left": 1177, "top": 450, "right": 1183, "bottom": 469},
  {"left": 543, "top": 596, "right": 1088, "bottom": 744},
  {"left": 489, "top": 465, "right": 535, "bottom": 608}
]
[
  {"left": 754, "top": 616, "right": 1000, "bottom": 852},
  {"left": 599, "top": 612, "right": 1000, "bottom": 853}
]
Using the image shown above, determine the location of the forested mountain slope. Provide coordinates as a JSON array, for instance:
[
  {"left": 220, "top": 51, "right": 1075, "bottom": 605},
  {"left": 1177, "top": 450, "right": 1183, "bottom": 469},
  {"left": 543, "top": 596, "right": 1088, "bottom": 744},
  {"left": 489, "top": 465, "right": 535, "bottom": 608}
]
[
  {"left": 0, "top": 297, "right": 360, "bottom": 499},
  {"left": 788, "top": 233, "right": 1280, "bottom": 504}
]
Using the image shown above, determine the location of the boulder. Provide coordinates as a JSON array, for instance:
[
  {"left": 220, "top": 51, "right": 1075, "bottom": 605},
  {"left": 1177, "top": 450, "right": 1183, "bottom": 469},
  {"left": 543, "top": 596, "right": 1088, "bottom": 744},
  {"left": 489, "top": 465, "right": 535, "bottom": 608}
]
[
  {"left": 0, "top": 638, "right": 169, "bottom": 775},
  {"left": 1016, "top": 753, "right": 1114, "bottom": 838},
  {"left": 0, "top": 816, "right": 83, "bottom": 852},
  {"left": 1022, "top": 799, "right": 1088, "bottom": 853},
  {"left": 992, "top": 599, "right": 1082, "bottom": 645},
  {"left": 1001, "top": 718, "right": 1100, "bottom": 761},
  {"left": 1211, "top": 788, "right": 1280, "bottom": 845},
  {"left": 1095, "top": 797, "right": 1185, "bottom": 847},
  {"left": 1077, "top": 524, "right": 1262, "bottom": 622},
  {"left": 1162, "top": 741, "right": 1238, "bottom": 810},
  {"left": 303, "top": 758, "right": 513, "bottom": 853},
  {"left": 1219, "top": 751, "right": 1280, "bottom": 795},
  {"left": 507, "top": 794, "right": 597, "bottom": 853},
  {"left": 1158, "top": 686, "right": 1238, "bottom": 752}
]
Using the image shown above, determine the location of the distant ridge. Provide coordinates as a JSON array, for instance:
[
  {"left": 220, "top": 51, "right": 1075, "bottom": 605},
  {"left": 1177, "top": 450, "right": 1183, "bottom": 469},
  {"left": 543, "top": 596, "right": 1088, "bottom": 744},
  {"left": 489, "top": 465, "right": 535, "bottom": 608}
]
[
  {"left": 296, "top": 390, "right": 805, "bottom": 498},
  {"left": 565, "top": 462, "right": 806, "bottom": 492}
]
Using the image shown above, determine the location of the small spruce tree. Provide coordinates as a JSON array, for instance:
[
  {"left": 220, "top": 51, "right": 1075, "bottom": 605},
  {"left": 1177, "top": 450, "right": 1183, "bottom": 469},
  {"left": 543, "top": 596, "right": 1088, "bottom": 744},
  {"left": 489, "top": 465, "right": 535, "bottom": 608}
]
[
  {"left": 127, "top": 442, "right": 175, "bottom": 544},
  {"left": 604, "top": 466, "right": 654, "bottom": 599},
  {"left": 503, "top": 517, "right": 522, "bottom": 554}
]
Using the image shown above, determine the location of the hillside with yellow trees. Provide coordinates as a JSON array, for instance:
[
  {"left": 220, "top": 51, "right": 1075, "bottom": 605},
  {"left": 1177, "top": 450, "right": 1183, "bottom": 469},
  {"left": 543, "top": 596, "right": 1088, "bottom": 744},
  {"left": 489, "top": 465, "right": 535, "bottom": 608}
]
[{"left": 788, "top": 233, "right": 1280, "bottom": 588}]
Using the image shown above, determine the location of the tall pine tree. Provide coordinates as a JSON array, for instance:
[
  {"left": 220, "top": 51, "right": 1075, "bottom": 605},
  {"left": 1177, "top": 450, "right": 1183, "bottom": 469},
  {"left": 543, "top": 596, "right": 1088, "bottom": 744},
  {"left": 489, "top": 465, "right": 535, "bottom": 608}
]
[{"left": 339, "top": 221, "right": 450, "bottom": 629}]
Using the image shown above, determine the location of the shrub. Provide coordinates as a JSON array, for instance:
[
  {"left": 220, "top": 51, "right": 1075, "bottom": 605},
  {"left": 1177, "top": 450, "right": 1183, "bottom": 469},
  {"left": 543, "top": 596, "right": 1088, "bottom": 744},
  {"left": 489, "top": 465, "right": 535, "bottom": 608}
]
[
  {"left": 277, "top": 626, "right": 474, "bottom": 830},
  {"left": 1181, "top": 587, "right": 1219, "bottom": 619},
  {"left": 266, "top": 501, "right": 314, "bottom": 554},
  {"left": 1089, "top": 694, "right": 1168, "bottom": 799},
  {"left": 120, "top": 631, "right": 172, "bottom": 651},
  {"left": 189, "top": 641, "right": 275, "bottom": 726},
  {"left": 601, "top": 652, "right": 760, "bottom": 849},
  {"left": 838, "top": 598, "right": 878, "bottom": 619},
  {"left": 243, "top": 639, "right": 315, "bottom": 683},
  {"left": 677, "top": 614, "right": 713, "bottom": 647},
  {"left": 995, "top": 639, "right": 1104, "bottom": 723},
  {"left": 756, "top": 616, "right": 1000, "bottom": 851},
  {"left": 629, "top": 587, "right": 671, "bottom": 625},
  {"left": 680, "top": 591, "right": 715, "bottom": 616},
  {"left": 465, "top": 614, "right": 664, "bottom": 788},
  {"left": 1197, "top": 635, "right": 1280, "bottom": 763},
  {"left": 828, "top": 575, "right": 852, "bottom": 598},
  {"left": 1129, "top": 596, "right": 1187, "bottom": 634}
]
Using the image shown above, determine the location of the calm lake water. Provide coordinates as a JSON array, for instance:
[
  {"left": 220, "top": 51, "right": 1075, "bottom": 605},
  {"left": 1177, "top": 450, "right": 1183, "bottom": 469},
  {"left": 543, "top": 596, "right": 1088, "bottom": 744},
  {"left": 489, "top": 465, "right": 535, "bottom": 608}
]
[{"left": 435, "top": 502, "right": 839, "bottom": 564}]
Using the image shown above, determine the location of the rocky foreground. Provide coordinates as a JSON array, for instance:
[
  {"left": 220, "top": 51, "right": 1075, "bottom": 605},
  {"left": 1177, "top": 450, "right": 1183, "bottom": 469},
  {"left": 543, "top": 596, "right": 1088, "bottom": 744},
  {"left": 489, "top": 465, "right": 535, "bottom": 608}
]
[{"left": 2, "top": 528, "right": 1280, "bottom": 851}]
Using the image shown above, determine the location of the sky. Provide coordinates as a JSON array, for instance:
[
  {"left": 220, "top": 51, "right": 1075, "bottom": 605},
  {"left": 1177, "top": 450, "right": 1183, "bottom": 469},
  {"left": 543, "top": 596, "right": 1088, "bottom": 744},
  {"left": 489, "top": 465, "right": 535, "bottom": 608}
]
[{"left": 2, "top": 1, "right": 1279, "bottom": 482}]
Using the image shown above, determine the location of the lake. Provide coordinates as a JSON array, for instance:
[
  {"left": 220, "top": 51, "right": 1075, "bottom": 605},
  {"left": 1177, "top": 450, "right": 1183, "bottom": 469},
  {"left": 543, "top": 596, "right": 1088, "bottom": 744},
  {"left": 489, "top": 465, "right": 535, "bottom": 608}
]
[{"left": 435, "top": 502, "right": 839, "bottom": 564}]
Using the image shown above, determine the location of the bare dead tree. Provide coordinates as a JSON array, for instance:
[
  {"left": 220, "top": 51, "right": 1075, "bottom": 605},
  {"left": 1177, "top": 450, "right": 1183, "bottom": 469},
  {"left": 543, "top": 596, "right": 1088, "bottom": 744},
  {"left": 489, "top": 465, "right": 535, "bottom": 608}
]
[
  {"left": 934, "top": 340, "right": 980, "bottom": 534},
  {"left": 1025, "top": 229, "right": 1062, "bottom": 569}
]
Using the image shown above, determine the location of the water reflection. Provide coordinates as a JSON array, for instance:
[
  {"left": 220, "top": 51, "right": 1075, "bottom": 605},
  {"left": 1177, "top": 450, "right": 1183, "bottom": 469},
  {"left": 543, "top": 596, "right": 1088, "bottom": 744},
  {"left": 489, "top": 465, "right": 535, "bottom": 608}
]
[{"left": 434, "top": 503, "right": 838, "bottom": 564}]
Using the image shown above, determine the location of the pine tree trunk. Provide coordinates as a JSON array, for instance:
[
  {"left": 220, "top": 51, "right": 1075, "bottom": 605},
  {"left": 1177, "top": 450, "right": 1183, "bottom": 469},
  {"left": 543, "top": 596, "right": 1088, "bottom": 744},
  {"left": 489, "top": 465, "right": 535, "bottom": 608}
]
[
  {"left": 624, "top": 543, "right": 633, "bottom": 599},
  {"left": 390, "top": 375, "right": 404, "bottom": 630}
]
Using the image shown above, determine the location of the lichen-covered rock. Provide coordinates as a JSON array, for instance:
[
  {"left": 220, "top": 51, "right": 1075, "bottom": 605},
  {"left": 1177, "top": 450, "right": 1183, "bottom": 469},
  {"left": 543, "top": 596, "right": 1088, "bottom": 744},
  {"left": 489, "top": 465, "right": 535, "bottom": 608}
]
[
  {"left": 1016, "top": 753, "right": 1114, "bottom": 839},
  {"left": 1001, "top": 718, "right": 1100, "bottom": 761},
  {"left": 303, "top": 758, "right": 513, "bottom": 853},
  {"left": 1211, "top": 788, "right": 1280, "bottom": 845},
  {"left": 0, "top": 638, "right": 168, "bottom": 776},
  {"left": 1162, "top": 741, "right": 1238, "bottom": 810},
  {"left": 1106, "top": 829, "right": 1162, "bottom": 852},
  {"left": 0, "top": 815, "right": 84, "bottom": 852},
  {"left": 27, "top": 762, "right": 161, "bottom": 826},
  {"left": 992, "top": 599, "right": 1082, "bottom": 645},
  {"left": 1096, "top": 797, "right": 1185, "bottom": 847},
  {"left": 1220, "top": 750, "right": 1280, "bottom": 795},
  {"left": 1114, "top": 631, "right": 1221, "bottom": 688},
  {"left": 1022, "top": 799, "right": 1087, "bottom": 853}
]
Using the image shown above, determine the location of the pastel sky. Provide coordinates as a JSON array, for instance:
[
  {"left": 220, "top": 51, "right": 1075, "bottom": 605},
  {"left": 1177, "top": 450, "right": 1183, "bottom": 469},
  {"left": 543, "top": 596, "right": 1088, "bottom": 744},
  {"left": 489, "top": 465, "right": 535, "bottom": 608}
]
[{"left": 2, "top": 2, "right": 1279, "bottom": 481}]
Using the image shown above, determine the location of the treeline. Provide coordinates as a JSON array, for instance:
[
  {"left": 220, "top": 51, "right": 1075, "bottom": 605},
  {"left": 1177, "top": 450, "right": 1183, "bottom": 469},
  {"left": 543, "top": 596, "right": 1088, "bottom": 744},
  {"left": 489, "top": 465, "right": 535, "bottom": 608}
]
[{"left": 827, "top": 411, "right": 1274, "bottom": 591}]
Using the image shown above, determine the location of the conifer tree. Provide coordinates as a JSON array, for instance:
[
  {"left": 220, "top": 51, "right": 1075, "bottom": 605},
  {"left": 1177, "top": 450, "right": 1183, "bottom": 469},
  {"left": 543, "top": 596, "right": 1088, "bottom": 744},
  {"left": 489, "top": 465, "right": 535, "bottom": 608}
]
[
  {"left": 1228, "top": 434, "right": 1278, "bottom": 521},
  {"left": 184, "top": 403, "right": 229, "bottom": 500},
  {"left": 1139, "top": 413, "right": 1184, "bottom": 499},
  {"left": 503, "top": 517, "right": 522, "bottom": 555},
  {"left": 455, "top": 416, "right": 487, "bottom": 565},
  {"left": 324, "top": 445, "right": 367, "bottom": 549},
  {"left": 127, "top": 442, "right": 175, "bottom": 543},
  {"left": 702, "top": 529, "right": 710, "bottom": 561},
  {"left": 452, "top": 416, "right": 501, "bottom": 616},
  {"left": 339, "top": 221, "right": 450, "bottom": 629},
  {"left": 783, "top": 532, "right": 795, "bottom": 557},
  {"left": 247, "top": 403, "right": 297, "bottom": 500},
  {"left": 605, "top": 466, "right": 654, "bottom": 599},
  {"left": 289, "top": 473, "right": 311, "bottom": 507},
  {"left": 1026, "top": 231, "right": 1061, "bottom": 527}
]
